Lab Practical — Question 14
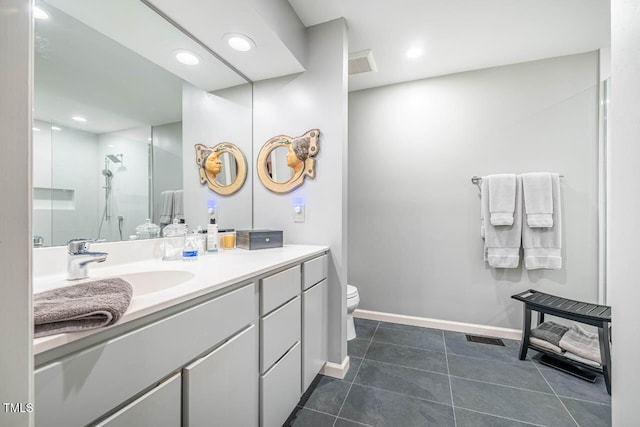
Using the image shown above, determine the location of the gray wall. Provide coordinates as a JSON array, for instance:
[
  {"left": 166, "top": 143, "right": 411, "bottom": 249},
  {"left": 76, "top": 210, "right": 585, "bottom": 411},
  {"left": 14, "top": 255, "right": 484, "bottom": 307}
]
[
  {"left": 610, "top": 0, "right": 640, "bottom": 422},
  {"left": 182, "top": 82, "right": 253, "bottom": 231},
  {"left": 253, "top": 19, "right": 348, "bottom": 364},
  {"left": 349, "top": 52, "right": 599, "bottom": 330},
  {"left": 0, "top": 0, "right": 33, "bottom": 426}
]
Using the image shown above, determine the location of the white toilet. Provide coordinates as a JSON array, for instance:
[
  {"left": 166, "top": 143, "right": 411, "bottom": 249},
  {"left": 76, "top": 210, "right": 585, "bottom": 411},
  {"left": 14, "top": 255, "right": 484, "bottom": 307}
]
[{"left": 346, "top": 284, "right": 360, "bottom": 341}]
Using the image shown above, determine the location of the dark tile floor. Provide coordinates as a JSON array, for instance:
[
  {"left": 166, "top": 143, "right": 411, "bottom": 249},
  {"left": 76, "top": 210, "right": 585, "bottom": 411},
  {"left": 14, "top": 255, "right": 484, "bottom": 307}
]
[{"left": 285, "top": 318, "right": 611, "bottom": 427}]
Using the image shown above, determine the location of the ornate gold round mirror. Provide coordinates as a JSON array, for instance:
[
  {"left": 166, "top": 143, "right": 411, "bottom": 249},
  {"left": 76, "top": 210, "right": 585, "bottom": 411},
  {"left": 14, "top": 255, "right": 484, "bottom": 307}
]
[
  {"left": 195, "top": 142, "right": 247, "bottom": 196},
  {"left": 257, "top": 129, "right": 320, "bottom": 193}
]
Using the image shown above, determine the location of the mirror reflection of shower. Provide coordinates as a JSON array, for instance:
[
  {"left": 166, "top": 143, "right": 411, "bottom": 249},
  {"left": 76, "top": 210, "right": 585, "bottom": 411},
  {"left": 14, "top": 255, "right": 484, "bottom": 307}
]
[{"left": 97, "top": 153, "right": 123, "bottom": 240}]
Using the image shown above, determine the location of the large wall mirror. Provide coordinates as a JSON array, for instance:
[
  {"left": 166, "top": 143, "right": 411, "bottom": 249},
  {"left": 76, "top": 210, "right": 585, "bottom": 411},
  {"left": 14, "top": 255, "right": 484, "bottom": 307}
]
[{"left": 33, "top": 0, "right": 252, "bottom": 247}]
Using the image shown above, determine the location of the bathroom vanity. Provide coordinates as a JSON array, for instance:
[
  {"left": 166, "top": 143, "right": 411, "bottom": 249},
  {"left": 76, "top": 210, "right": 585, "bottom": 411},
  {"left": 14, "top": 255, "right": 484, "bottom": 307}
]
[{"left": 32, "top": 244, "right": 329, "bottom": 427}]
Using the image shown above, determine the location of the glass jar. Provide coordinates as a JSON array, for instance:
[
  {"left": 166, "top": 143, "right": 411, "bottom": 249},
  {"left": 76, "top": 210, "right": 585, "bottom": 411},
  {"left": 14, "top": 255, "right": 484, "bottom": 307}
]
[
  {"left": 162, "top": 218, "right": 187, "bottom": 260},
  {"left": 218, "top": 229, "right": 236, "bottom": 250},
  {"left": 135, "top": 218, "right": 160, "bottom": 239}
]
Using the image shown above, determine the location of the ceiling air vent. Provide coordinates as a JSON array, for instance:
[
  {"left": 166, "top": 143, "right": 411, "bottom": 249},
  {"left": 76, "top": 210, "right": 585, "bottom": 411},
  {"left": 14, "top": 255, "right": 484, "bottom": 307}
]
[{"left": 349, "top": 49, "right": 378, "bottom": 75}]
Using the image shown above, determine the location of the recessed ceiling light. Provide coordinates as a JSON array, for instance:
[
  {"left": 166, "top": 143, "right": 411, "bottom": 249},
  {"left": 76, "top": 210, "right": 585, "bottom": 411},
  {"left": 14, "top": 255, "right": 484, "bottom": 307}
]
[
  {"left": 72, "top": 116, "right": 87, "bottom": 123},
  {"left": 33, "top": 127, "right": 40, "bottom": 132},
  {"left": 33, "top": 6, "right": 49, "bottom": 20},
  {"left": 175, "top": 50, "right": 200, "bottom": 66},
  {"left": 51, "top": 126, "right": 61, "bottom": 131},
  {"left": 224, "top": 33, "right": 255, "bottom": 52},
  {"left": 147, "top": 137, "right": 152, "bottom": 141},
  {"left": 406, "top": 47, "right": 423, "bottom": 59}
]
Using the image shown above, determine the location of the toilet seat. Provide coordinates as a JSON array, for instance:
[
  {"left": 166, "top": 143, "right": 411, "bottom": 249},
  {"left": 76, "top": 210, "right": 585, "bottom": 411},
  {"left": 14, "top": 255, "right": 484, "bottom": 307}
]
[{"left": 347, "top": 285, "right": 358, "bottom": 299}]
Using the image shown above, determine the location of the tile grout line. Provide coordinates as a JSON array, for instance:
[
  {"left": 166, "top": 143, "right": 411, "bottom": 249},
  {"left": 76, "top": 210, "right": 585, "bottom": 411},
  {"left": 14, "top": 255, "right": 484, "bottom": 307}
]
[
  {"left": 358, "top": 355, "right": 448, "bottom": 377},
  {"left": 297, "top": 406, "right": 374, "bottom": 427},
  {"left": 455, "top": 407, "right": 547, "bottom": 427},
  {"left": 531, "top": 359, "right": 581, "bottom": 427},
  {"left": 331, "top": 321, "right": 380, "bottom": 427},
  {"left": 443, "top": 329, "right": 457, "bottom": 427}
]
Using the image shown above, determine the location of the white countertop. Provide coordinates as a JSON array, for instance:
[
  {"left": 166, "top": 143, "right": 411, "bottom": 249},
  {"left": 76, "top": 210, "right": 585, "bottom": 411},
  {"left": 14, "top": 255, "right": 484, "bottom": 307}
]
[{"left": 34, "top": 245, "right": 328, "bottom": 355}]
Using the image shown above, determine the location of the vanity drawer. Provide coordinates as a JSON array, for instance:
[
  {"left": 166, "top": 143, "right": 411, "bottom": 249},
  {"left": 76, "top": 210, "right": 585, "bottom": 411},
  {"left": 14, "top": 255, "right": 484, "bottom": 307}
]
[
  {"left": 302, "top": 255, "right": 328, "bottom": 290},
  {"left": 260, "top": 265, "right": 301, "bottom": 315},
  {"left": 260, "top": 342, "right": 301, "bottom": 427},
  {"left": 35, "top": 283, "right": 256, "bottom": 427},
  {"left": 95, "top": 373, "right": 181, "bottom": 427},
  {"left": 260, "top": 295, "right": 301, "bottom": 373}
]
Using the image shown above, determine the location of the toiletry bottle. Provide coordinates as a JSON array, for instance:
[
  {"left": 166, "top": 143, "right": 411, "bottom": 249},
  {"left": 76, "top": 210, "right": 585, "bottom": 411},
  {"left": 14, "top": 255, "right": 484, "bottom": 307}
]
[
  {"left": 207, "top": 219, "right": 218, "bottom": 253},
  {"left": 195, "top": 226, "right": 206, "bottom": 255},
  {"left": 182, "top": 234, "right": 199, "bottom": 261}
]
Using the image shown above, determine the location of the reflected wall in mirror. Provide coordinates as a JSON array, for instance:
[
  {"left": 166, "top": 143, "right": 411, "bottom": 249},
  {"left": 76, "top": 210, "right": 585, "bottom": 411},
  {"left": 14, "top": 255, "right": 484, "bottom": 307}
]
[
  {"left": 195, "top": 143, "right": 247, "bottom": 196},
  {"left": 33, "top": 0, "right": 251, "bottom": 246},
  {"left": 257, "top": 129, "right": 320, "bottom": 193}
]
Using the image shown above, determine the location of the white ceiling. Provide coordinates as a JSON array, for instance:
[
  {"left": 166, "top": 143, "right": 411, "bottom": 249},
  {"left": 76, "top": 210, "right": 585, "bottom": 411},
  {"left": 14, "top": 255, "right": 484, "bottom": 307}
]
[
  {"left": 34, "top": 0, "right": 248, "bottom": 134},
  {"left": 288, "top": 0, "right": 611, "bottom": 91}
]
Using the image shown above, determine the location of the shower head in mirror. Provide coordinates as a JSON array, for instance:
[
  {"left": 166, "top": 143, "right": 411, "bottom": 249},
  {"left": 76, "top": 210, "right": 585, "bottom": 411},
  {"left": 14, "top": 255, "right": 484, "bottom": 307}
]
[{"left": 106, "top": 154, "right": 123, "bottom": 163}]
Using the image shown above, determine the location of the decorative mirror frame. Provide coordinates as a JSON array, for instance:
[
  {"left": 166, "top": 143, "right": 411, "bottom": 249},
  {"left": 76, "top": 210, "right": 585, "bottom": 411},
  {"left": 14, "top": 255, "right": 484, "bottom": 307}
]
[
  {"left": 257, "top": 129, "right": 320, "bottom": 193},
  {"left": 195, "top": 142, "right": 248, "bottom": 196}
]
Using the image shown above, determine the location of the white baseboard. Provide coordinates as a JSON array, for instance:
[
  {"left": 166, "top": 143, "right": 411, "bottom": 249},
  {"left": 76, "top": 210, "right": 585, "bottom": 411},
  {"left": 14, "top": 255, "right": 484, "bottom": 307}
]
[
  {"left": 320, "top": 356, "right": 350, "bottom": 379},
  {"left": 354, "top": 309, "right": 522, "bottom": 341}
]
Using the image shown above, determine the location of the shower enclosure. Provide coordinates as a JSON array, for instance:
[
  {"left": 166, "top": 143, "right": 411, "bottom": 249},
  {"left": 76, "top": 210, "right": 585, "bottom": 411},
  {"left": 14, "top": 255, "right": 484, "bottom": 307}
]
[{"left": 32, "top": 123, "right": 153, "bottom": 246}]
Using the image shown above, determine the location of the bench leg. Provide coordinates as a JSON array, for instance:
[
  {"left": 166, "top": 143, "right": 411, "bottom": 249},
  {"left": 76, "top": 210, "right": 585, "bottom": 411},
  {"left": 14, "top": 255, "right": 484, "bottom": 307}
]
[
  {"left": 598, "top": 324, "right": 612, "bottom": 395},
  {"left": 519, "top": 307, "right": 532, "bottom": 360},
  {"left": 538, "top": 312, "right": 545, "bottom": 326}
]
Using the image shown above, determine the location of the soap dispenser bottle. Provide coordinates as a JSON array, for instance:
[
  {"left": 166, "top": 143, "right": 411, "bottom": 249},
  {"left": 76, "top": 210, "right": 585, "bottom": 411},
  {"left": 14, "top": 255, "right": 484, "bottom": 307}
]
[{"left": 207, "top": 218, "right": 218, "bottom": 253}]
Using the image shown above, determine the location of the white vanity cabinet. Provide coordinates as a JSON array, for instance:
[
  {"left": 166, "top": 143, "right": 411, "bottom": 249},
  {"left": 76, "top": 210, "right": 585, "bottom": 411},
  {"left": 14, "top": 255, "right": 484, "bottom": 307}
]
[
  {"left": 34, "top": 283, "right": 256, "bottom": 427},
  {"left": 259, "top": 265, "right": 302, "bottom": 427},
  {"left": 183, "top": 324, "right": 258, "bottom": 427},
  {"left": 301, "top": 255, "right": 328, "bottom": 391},
  {"left": 33, "top": 248, "right": 330, "bottom": 427},
  {"left": 95, "top": 373, "right": 182, "bottom": 427}
]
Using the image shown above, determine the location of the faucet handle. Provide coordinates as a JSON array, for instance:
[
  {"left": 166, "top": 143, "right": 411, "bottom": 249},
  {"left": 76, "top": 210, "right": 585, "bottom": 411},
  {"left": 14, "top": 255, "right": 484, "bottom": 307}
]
[{"left": 67, "top": 238, "right": 93, "bottom": 255}]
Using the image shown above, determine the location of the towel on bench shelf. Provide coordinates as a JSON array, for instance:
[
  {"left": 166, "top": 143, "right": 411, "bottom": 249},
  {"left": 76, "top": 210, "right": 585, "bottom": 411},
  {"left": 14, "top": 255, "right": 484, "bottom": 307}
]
[
  {"left": 34, "top": 278, "right": 133, "bottom": 338},
  {"left": 530, "top": 337, "right": 563, "bottom": 354},
  {"left": 564, "top": 351, "right": 601, "bottom": 368},
  {"left": 559, "top": 324, "right": 602, "bottom": 364},
  {"left": 530, "top": 321, "right": 569, "bottom": 347}
]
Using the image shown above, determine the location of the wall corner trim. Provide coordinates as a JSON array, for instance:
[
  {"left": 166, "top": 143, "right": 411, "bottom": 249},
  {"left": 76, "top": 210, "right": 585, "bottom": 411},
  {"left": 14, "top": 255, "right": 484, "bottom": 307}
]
[{"left": 320, "top": 356, "right": 350, "bottom": 379}]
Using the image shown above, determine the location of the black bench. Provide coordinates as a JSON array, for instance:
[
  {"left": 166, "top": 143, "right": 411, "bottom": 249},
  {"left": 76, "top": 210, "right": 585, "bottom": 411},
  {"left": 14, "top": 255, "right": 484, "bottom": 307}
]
[{"left": 511, "top": 289, "right": 611, "bottom": 395}]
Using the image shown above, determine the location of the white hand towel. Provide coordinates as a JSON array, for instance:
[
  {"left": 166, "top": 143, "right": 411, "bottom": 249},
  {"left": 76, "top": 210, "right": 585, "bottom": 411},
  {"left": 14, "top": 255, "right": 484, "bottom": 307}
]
[
  {"left": 488, "top": 174, "right": 517, "bottom": 226},
  {"left": 159, "top": 191, "right": 174, "bottom": 226},
  {"left": 522, "top": 173, "right": 561, "bottom": 270},
  {"left": 522, "top": 172, "right": 554, "bottom": 228},
  {"left": 173, "top": 190, "right": 184, "bottom": 222},
  {"left": 482, "top": 176, "right": 522, "bottom": 268}
]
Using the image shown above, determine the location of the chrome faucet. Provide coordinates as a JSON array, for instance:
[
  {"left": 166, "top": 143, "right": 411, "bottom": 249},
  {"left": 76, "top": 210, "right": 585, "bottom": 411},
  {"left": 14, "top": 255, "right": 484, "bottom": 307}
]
[{"left": 67, "top": 239, "right": 108, "bottom": 280}]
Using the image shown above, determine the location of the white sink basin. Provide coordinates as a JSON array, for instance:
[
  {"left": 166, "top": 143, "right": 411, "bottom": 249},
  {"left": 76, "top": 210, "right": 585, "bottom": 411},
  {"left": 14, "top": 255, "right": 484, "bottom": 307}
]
[{"left": 118, "top": 270, "right": 195, "bottom": 296}]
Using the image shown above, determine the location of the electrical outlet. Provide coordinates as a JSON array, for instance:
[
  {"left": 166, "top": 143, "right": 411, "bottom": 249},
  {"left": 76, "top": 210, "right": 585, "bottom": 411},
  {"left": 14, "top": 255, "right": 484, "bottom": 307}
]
[{"left": 293, "top": 203, "right": 305, "bottom": 223}]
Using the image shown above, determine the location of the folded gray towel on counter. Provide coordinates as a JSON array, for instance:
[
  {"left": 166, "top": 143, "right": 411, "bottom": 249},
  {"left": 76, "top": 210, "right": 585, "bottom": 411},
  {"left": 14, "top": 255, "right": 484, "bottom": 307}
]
[
  {"left": 559, "top": 324, "right": 602, "bottom": 364},
  {"left": 530, "top": 321, "right": 570, "bottom": 347},
  {"left": 34, "top": 278, "right": 133, "bottom": 338}
]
